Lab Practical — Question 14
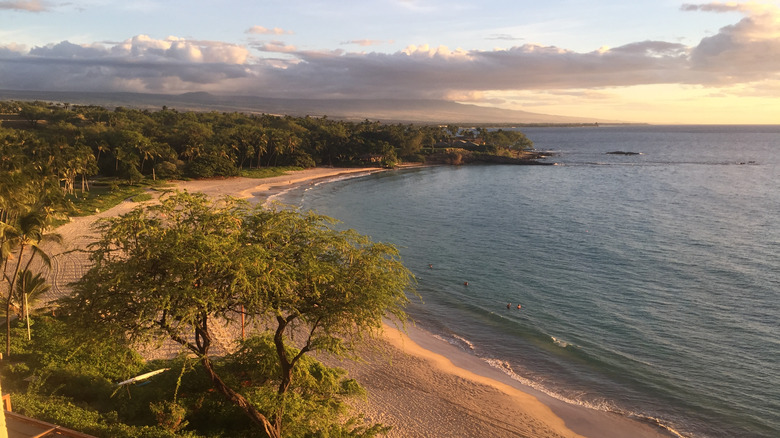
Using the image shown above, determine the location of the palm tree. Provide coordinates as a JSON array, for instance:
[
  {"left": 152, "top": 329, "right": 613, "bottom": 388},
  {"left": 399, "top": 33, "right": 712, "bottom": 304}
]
[
  {"left": 2, "top": 209, "right": 62, "bottom": 357},
  {"left": 15, "top": 270, "right": 51, "bottom": 341}
]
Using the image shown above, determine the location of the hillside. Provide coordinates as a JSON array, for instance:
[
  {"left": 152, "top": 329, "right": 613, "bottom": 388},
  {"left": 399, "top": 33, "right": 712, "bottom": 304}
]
[{"left": 0, "top": 89, "right": 621, "bottom": 125}]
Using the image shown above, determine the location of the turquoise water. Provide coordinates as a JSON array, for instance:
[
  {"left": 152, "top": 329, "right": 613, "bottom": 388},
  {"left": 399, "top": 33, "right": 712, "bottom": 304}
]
[{"left": 284, "top": 126, "right": 780, "bottom": 438}]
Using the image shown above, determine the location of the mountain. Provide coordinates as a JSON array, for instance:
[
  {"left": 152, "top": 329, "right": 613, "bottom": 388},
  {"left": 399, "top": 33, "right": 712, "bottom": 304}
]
[{"left": 0, "top": 89, "right": 620, "bottom": 124}]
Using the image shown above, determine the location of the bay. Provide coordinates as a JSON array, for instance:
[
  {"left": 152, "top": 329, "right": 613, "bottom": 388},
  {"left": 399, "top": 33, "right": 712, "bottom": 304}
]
[{"left": 282, "top": 125, "right": 780, "bottom": 438}]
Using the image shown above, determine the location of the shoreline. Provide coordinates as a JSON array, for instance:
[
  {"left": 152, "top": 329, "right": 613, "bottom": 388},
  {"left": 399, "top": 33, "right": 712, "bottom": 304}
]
[
  {"left": 48, "top": 166, "right": 675, "bottom": 438},
  {"left": 382, "top": 323, "right": 676, "bottom": 438},
  {"left": 172, "top": 166, "right": 387, "bottom": 203}
]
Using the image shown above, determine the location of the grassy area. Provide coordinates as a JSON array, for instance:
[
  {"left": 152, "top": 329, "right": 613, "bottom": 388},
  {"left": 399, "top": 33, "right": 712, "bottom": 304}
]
[
  {"left": 130, "top": 193, "right": 153, "bottom": 202},
  {"left": 239, "top": 166, "right": 302, "bottom": 179},
  {"left": 62, "top": 168, "right": 302, "bottom": 220},
  {"left": 66, "top": 179, "right": 172, "bottom": 217}
]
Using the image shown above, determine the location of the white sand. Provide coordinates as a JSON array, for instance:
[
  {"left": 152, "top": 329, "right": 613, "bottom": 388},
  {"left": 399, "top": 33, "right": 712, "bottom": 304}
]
[{"left": 42, "top": 167, "right": 674, "bottom": 438}]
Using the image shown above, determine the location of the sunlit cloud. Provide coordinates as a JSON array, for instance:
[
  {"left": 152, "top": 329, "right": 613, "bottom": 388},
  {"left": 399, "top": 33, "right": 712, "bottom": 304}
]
[
  {"left": 0, "top": 43, "right": 28, "bottom": 55},
  {"left": 252, "top": 40, "right": 298, "bottom": 54},
  {"left": 105, "top": 35, "right": 250, "bottom": 64},
  {"left": 0, "top": 0, "right": 48, "bottom": 12},
  {"left": 685, "top": 2, "right": 780, "bottom": 83},
  {"left": 246, "top": 26, "right": 294, "bottom": 35},
  {"left": 342, "top": 39, "right": 393, "bottom": 47},
  {"left": 400, "top": 44, "right": 471, "bottom": 59}
]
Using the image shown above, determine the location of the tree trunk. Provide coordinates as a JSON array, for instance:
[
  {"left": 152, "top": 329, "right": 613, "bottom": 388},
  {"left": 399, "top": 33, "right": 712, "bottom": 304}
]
[
  {"left": 5, "top": 245, "right": 25, "bottom": 357},
  {"left": 273, "top": 317, "right": 291, "bottom": 435},
  {"left": 0, "top": 376, "right": 8, "bottom": 437},
  {"left": 187, "top": 319, "right": 280, "bottom": 438},
  {"left": 200, "top": 356, "right": 279, "bottom": 438},
  {"left": 4, "top": 297, "right": 10, "bottom": 358}
]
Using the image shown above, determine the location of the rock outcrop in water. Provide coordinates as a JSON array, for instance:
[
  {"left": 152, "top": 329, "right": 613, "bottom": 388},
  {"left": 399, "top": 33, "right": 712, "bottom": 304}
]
[{"left": 606, "top": 151, "right": 641, "bottom": 155}]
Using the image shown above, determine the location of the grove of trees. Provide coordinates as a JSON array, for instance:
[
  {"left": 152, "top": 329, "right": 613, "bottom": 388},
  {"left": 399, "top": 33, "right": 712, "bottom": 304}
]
[{"left": 1, "top": 100, "right": 535, "bottom": 189}]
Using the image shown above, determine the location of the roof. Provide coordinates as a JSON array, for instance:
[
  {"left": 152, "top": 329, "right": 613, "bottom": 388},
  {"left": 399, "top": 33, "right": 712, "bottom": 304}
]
[
  {"left": 5, "top": 411, "right": 97, "bottom": 438},
  {"left": 3, "top": 394, "right": 96, "bottom": 438}
]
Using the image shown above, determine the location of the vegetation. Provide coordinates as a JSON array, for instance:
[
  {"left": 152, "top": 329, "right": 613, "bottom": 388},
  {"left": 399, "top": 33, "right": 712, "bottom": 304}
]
[
  {"left": 0, "top": 99, "right": 538, "bottom": 436},
  {"left": 1, "top": 101, "right": 536, "bottom": 188},
  {"left": 55, "top": 192, "right": 413, "bottom": 437},
  {"left": 2, "top": 313, "right": 396, "bottom": 437}
]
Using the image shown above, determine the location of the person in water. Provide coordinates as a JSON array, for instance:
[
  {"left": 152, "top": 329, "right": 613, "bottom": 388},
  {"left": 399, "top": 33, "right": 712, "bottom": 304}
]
[
  {"left": 507, "top": 303, "right": 511, "bottom": 309},
  {"left": 517, "top": 304, "right": 522, "bottom": 309}
]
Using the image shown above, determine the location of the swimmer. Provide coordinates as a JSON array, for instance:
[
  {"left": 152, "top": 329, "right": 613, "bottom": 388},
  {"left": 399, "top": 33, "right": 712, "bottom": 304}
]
[
  {"left": 507, "top": 303, "right": 511, "bottom": 309},
  {"left": 517, "top": 304, "right": 522, "bottom": 310},
  {"left": 463, "top": 281, "right": 469, "bottom": 286}
]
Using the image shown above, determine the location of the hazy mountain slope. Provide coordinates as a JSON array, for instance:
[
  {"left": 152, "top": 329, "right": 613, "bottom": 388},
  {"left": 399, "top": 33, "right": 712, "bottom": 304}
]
[{"left": 0, "top": 89, "right": 619, "bottom": 124}]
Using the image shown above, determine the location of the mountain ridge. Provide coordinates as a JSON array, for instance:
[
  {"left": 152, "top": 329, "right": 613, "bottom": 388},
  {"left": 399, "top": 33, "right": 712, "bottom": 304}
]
[{"left": 0, "top": 89, "right": 624, "bottom": 125}]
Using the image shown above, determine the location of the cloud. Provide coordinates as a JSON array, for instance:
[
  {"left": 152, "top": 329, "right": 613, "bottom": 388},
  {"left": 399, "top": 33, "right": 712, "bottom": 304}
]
[
  {"left": 0, "top": 43, "right": 28, "bottom": 56},
  {"left": 246, "top": 26, "right": 293, "bottom": 35},
  {"left": 342, "top": 39, "right": 392, "bottom": 47},
  {"left": 486, "top": 34, "right": 524, "bottom": 41},
  {"left": 252, "top": 40, "right": 298, "bottom": 54},
  {"left": 0, "top": 36, "right": 253, "bottom": 93},
  {"left": 0, "top": 0, "right": 48, "bottom": 12},
  {"left": 106, "top": 35, "right": 250, "bottom": 64},
  {"left": 0, "top": 3, "right": 778, "bottom": 100},
  {"left": 685, "top": 2, "right": 780, "bottom": 83}
]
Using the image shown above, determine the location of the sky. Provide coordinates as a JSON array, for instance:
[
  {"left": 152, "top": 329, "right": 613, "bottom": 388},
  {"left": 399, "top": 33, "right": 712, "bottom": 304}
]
[{"left": 1, "top": 0, "right": 779, "bottom": 124}]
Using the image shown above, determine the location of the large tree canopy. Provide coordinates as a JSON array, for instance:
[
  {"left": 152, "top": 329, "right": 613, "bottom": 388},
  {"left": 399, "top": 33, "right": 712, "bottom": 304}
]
[{"left": 62, "top": 191, "right": 414, "bottom": 437}]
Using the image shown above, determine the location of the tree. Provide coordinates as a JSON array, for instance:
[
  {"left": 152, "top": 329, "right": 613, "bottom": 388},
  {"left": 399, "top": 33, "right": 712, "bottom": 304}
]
[
  {"left": 18, "top": 102, "right": 50, "bottom": 128},
  {"left": 15, "top": 270, "right": 50, "bottom": 341},
  {"left": 63, "top": 192, "right": 414, "bottom": 437},
  {"left": 485, "top": 129, "right": 534, "bottom": 150},
  {"left": 1, "top": 208, "right": 62, "bottom": 357}
]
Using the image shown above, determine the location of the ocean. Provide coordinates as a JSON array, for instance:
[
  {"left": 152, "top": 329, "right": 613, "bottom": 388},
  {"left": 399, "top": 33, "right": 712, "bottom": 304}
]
[{"left": 280, "top": 125, "right": 780, "bottom": 438}]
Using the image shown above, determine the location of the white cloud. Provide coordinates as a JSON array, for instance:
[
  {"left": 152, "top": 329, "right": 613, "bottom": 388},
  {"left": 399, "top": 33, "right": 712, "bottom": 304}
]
[
  {"left": 107, "top": 35, "right": 250, "bottom": 64},
  {"left": 246, "top": 26, "right": 293, "bottom": 35}
]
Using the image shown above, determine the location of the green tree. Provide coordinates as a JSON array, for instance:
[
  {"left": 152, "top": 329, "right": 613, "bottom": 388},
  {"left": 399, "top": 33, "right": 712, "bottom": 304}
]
[
  {"left": 1, "top": 208, "right": 62, "bottom": 357},
  {"left": 485, "top": 129, "right": 534, "bottom": 150},
  {"left": 15, "top": 269, "right": 50, "bottom": 341},
  {"left": 63, "top": 192, "right": 413, "bottom": 437},
  {"left": 17, "top": 102, "right": 51, "bottom": 128}
]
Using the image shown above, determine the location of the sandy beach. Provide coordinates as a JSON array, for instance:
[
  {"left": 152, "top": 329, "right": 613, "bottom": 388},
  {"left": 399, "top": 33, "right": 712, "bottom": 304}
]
[{"left": 44, "top": 167, "right": 675, "bottom": 438}]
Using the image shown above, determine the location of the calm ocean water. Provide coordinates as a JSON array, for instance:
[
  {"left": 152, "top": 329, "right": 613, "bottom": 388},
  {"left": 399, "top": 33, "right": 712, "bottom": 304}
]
[{"left": 282, "top": 125, "right": 780, "bottom": 438}]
